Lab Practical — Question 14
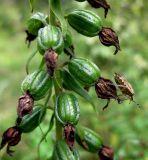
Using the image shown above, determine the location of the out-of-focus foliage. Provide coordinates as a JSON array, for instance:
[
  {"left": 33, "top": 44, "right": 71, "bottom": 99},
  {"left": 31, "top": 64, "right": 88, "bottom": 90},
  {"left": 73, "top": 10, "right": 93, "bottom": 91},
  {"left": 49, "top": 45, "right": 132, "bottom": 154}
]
[{"left": 0, "top": 0, "right": 148, "bottom": 160}]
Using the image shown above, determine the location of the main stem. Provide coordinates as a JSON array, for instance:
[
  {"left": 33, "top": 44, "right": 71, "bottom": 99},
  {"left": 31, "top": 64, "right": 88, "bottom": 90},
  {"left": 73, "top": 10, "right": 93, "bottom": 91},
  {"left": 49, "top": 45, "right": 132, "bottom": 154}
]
[{"left": 49, "top": 0, "right": 63, "bottom": 141}]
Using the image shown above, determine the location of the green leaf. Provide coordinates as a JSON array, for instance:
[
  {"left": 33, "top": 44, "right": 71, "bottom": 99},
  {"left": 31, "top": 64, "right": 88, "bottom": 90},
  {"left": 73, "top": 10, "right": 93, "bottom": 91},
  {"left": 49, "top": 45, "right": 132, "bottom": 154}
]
[
  {"left": 62, "top": 70, "right": 97, "bottom": 112},
  {"left": 29, "top": 0, "right": 35, "bottom": 12},
  {"left": 50, "top": 0, "right": 67, "bottom": 36}
]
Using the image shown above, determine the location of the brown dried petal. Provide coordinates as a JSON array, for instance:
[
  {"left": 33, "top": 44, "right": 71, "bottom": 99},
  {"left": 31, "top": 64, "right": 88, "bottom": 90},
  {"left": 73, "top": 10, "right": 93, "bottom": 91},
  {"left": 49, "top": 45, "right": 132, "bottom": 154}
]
[
  {"left": 64, "top": 124, "right": 75, "bottom": 150},
  {"left": 44, "top": 49, "right": 58, "bottom": 76},
  {"left": 114, "top": 73, "right": 134, "bottom": 100},
  {"left": 99, "top": 27, "right": 121, "bottom": 55},
  {"left": 0, "top": 126, "right": 21, "bottom": 156},
  {"left": 98, "top": 145, "right": 114, "bottom": 160},
  {"left": 25, "top": 30, "right": 37, "bottom": 47},
  {"left": 17, "top": 93, "right": 34, "bottom": 118},
  {"left": 95, "top": 77, "right": 120, "bottom": 110},
  {"left": 87, "top": 0, "right": 111, "bottom": 18}
]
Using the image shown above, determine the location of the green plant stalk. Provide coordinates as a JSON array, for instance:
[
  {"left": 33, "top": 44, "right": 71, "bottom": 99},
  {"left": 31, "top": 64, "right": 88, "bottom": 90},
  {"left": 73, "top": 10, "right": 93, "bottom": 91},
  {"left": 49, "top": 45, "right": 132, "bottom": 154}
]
[{"left": 49, "top": 0, "right": 63, "bottom": 142}]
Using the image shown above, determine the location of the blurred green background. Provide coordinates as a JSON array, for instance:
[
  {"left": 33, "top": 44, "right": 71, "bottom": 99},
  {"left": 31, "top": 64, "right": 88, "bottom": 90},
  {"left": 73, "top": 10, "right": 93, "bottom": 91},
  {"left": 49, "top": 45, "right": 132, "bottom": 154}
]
[{"left": 0, "top": 0, "right": 148, "bottom": 160}]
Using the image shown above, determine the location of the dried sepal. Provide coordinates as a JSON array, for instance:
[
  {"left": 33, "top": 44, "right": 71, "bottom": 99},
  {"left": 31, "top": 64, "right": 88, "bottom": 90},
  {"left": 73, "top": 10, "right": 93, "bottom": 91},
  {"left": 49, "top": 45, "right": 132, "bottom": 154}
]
[
  {"left": 114, "top": 73, "right": 140, "bottom": 107},
  {"left": 95, "top": 77, "right": 120, "bottom": 110},
  {"left": 114, "top": 73, "right": 134, "bottom": 100},
  {"left": 98, "top": 145, "right": 114, "bottom": 160},
  {"left": 64, "top": 124, "right": 75, "bottom": 150},
  {"left": 87, "top": 0, "right": 111, "bottom": 18},
  {"left": 44, "top": 49, "right": 58, "bottom": 76},
  {"left": 17, "top": 92, "right": 34, "bottom": 118},
  {"left": 0, "top": 126, "right": 21, "bottom": 156},
  {"left": 99, "top": 27, "right": 121, "bottom": 55}
]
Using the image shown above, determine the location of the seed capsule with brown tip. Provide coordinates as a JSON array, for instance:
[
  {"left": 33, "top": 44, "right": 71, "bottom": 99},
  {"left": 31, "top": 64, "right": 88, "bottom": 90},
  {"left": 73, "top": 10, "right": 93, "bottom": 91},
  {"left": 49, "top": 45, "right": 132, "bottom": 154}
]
[
  {"left": 0, "top": 126, "right": 21, "bottom": 156},
  {"left": 95, "top": 77, "right": 120, "bottom": 110},
  {"left": 87, "top": 0, "right": 111, "bottom": 18},
  {"left": 99, "top": 27, "right": 121, "bottom": 55}
]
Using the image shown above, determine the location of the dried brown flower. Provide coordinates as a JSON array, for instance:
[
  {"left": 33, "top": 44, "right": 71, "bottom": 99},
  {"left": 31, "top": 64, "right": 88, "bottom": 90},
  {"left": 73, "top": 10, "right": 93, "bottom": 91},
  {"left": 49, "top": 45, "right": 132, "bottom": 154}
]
[
  {"left": 17, "top": 92, "right": 34, "bottom": 118},
  {"left": 98, "top": 145, "right": 114, "bottom": 160},
  {"left": 25, "top": 30, "right": 37, "bottom": 47},
  {"left": 114, "top": 73, "right": 134, "bottom": 100},
  {"left": 99, "top": 27, "right": 121, "bottom": 55},
  {"left": 44, "top": 49, "right": 58, "bottom": 76},
  {"left": 64, "top": 124, "right": 75, "bottom": 150},
  {"left": 0, "top": 126, "right": 22, "bottom": 156},
  {"left": 87, "top": 0, "right": 111, "bottom": 18},
  {"left": 95, "top": 77, "right": 120, "bottom": 110}
]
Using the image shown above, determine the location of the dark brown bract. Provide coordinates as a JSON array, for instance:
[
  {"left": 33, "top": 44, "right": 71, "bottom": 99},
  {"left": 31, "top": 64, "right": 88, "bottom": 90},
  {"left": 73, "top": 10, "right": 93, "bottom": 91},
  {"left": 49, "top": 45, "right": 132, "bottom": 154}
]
[
  {"left": 95, "top": 77, "right": 120, "bottom": 110},
  {"left": 99, "top": 27, "right": 121, "bottom": 55},
  {"left": 64, "top": 124, "right": 75, "bottom": 150},
  {"left": 98, "top": 145, "right": 114, "bottom": 160},
  {"left": 0, "top": 126, "right": 22, "bottom": 156},
  {"left": 17, "top": 92, "right": 34, "bottom": 118},
  {"left": 44, "top": 49, "right": 58, "bottom": 76},
  {"left": 114, "top": 73, "right": 134, "bottom": 100},
  {"left": 87, "top": 0, "right": 111, "bottom": 18}
]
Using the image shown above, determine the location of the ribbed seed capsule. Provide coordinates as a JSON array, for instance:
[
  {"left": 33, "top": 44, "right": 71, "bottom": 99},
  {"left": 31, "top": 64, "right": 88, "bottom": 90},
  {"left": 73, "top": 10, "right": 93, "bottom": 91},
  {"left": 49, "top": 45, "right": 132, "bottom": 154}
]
[
  {"left": 55, "top": 93, "right": 80, "bottom": 125},
  {"left": 21, "top": 70, "right": 52, "bottom": 100},
  {"left": 53, "top": 140, "right": 80, "bottom": 160},
  {"left": 18, "top": 104, "right": 46, "bottom": 133},
  {"left": 37, "top": 25, "right": 64, "bottom": 54},
  {"left": 68, "top": 58, "right": 101, "bottom": 86},
  {"left": 76, "top": 126, "right": 103, "bottom": 153},
  {"left": 67, "top": 9, "right": 103, "bottom": 37},
  {"left": 27, "top": 12, "right": 48, "bottom": 36}
]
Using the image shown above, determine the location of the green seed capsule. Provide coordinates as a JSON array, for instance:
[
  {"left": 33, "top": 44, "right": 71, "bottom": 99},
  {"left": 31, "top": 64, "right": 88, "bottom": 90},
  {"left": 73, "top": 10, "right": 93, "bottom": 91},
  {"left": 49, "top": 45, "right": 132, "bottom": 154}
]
[
  {"left": 53, "top": 140, "right": 80, "bottom": 160},
  {"left": 21, "top": 70, "right": 52, "bottom": 100},
  {"left": 55, "top": 93, "right": 80, "bottom": 125},
  {"left": 68, "top": 58, "right": 101, "bottom": 86},
  {"left": 67, "top": 9, "right": 103, "bottom": 37},
  {"left": 27, "top": 12, "right": 48, "bottom": 36},
  {"left": 37, "top": 25, "right": 64, "bottom": 55},
  {"left": 18, "top": 104, "right": 46, "bottom": 133},
  {"left": 76, "top": 126, "right": 103, "bottom": 153}
]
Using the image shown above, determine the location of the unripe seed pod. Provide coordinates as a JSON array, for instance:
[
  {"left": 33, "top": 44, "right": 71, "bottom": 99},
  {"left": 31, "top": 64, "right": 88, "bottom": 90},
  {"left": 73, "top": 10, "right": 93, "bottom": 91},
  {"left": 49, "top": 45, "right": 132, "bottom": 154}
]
[
  {"left": 68, "top": 58, "right": 101, "bottom": 86},
  {"left": 76, "top": 126, "right": 103, "bottom": 153},
  {"left": 21, "top": 70, "right": 52, "bottom": 100},
  {"left": 27, "top": 12, "right": 48, "bottom": 36},
  {"left": 18, "top": 104, "right": 46, "bottom": 133},
  {"left": 55, "top": 93, "right": 80, "bottom": 125},
  {"left": 53, "top": 140, "right": 80, "bottom": 160},
  {"left": 37, "top": 25, "right": 64, "bottom": 55},
  {"left": 67, "top": 9, "right": 103, "bottom": 37}
]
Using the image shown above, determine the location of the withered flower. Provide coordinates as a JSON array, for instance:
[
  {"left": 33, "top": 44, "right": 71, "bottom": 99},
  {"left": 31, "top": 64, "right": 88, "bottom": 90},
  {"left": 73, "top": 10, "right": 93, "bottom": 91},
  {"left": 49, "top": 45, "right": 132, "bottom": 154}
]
[
  {"left": 114, "top": 73, "right": 140, "bottom": 108},
  {"left": 25, "top": 30, "right": 37, "bottom": 47},
  {"left": 87, "top": 0, "right": 111, "bottom": 18},
  {"left": 114, "top": 73, "right": 134, "bottom": 100},
  {"left": 44, "top": 49, "right": 58, "bottom": 76},
  {"left": 95, "top": 77, "right": 120, "bottom": 110},
  {"left": 64, "top": 124, "right": 75, "bottom": 150},
  {"left": 98, "top": 145, "right": 114, "bottom": 160},
  {"left": 98, "top": 27, "right": 121, "bottom": 55},
  {"left": 0, "top": 126, "right": 22, "bottom": 156},
  {"left": 17, "top": 92, "right": 34, "bottom": 118}
]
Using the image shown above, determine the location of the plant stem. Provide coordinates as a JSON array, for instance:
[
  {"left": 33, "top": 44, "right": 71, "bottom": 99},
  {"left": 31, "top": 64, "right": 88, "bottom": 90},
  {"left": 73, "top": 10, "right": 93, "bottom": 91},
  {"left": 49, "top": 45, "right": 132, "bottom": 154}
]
[{"left": 49, "top": 0, "right": 63, "bottom": 142}]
